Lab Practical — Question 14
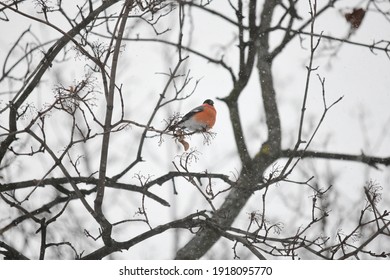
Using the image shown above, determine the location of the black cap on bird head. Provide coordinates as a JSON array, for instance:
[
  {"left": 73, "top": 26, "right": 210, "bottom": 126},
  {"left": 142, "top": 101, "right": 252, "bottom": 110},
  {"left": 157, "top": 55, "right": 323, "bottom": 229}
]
[{"left": 203, "top": 99, "right": 214, "bottom": 106}]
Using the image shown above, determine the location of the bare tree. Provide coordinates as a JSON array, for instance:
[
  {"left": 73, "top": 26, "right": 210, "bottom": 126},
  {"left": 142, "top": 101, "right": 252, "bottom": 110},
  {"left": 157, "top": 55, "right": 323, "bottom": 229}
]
[{"left": 0, "top": 0, "right": 389, "bottom": 260}]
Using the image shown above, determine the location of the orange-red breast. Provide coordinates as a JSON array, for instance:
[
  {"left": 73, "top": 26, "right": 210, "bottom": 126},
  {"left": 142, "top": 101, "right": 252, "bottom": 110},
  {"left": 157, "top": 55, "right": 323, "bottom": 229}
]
[{"left": 170, "top": 99, "right": 216, "bottom": 132}]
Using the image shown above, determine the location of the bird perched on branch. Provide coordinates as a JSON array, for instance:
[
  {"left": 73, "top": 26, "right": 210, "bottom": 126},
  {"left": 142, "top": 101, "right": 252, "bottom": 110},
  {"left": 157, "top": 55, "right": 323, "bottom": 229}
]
[{"left": 169, "top": 99, "right": 216, "bottom": 132}]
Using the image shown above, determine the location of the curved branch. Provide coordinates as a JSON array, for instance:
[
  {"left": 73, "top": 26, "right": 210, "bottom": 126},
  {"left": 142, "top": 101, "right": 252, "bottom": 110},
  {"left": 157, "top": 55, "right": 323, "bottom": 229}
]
[
  {"left": 282, "top": 149, "right": 390, "bottom": 168},
  {"left": 81, "top": 211, "right": 208, "bottom": 260},
  {"left": 275, "top": 27, "right": 390, "bottom": 57},
  {"left": 0, "top": 176, "right": 170, "bottom": 207},
  {"left": 257, "top": 0, "right": 281, "bottom": 151},
  {"left": 145, "top": 171, "right": 234, "bottom": 188},
  {"left": 221, "top": 0, "right": 259, "bottom": 168}
]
